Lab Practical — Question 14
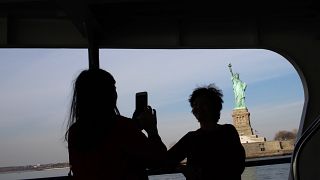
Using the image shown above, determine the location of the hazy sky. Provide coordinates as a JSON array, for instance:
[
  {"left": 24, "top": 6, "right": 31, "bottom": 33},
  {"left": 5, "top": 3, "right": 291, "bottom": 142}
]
[{"left": 0, "top": 49, "right": 304, "bottom": 167}]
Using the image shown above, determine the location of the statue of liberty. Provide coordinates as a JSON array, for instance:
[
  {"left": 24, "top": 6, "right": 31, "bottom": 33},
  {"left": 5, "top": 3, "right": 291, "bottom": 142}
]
[{"left": 228, "top": 63, "right": 247, "bottom": 109}]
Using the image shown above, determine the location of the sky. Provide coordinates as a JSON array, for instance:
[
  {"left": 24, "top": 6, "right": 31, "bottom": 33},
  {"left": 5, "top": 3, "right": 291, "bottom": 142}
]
[{"left": 0, "top": 49, "right": 304, "bottom": 167}]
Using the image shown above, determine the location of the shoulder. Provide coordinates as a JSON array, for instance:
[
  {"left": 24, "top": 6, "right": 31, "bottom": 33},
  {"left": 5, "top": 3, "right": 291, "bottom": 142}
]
[
  {"left": 115, "top": 115, "right": 137, "bottom": 130},
  {"left": 68, "top": 123, "right": 78, "bottom": 139},
  {"left": 116, "top": 115, "right": 132, "bottom": 123},
  {"left": 172, "top": 130, "right": 197, "bottom": 148},
  {"left": 220, "top": 124, "right": 239, "bottom": 135},
  {"left": 67, "top": 123, "right": 81, "bottom": 148},
  {"left": 114, "top": 116, "right": 146, "bottom": 138},
  {"left": 220, "top": 123, "right": 236, "bottom": 129},
  {"left": 178, "top": 130, "right": 197, "bottom": 142},
  {"left": 116, "top": 115, "right": 136, "bottom": 125},
  {"left": 185, "top": 129, "right": 204, "bottom": 140},
  {"left": 222, "top": 124, "right": 237, "bottom": 131},
  {"left": 188, "top": 130, "right": 199, "bottom": 136}
]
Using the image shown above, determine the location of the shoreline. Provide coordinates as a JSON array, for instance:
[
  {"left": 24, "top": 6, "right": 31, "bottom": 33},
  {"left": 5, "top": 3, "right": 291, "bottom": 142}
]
[{"left": 0, "top": 163, "right": 69, "bottom": 174}]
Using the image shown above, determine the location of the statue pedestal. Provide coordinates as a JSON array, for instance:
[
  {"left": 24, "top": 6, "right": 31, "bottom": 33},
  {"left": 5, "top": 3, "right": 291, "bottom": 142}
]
[
  {"left": 232, "top": 108, "right": 266, "bottom": 143},
  {"left": 240, "top": 135, "right": 266, "bottom": 143},
  {"left": 232, "top": 108, "right": 253, "bottom": 136}
]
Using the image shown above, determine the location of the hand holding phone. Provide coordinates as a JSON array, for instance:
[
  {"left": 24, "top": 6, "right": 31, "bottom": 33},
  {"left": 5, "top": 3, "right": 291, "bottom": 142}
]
[
  {"left": 132, "top": 91, "right": 148, "bottom": 124},
  {"left": 139, "top": 107, "right": 158, "bottom": 135},
  {"left": 133, "top": 92, "right": 158, "bottom": 134}
]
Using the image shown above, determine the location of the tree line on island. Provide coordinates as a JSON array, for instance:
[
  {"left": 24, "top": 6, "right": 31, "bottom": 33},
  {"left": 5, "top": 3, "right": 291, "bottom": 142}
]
[{"left": 274, "top": 129, "right": 298, "bottom": 141}]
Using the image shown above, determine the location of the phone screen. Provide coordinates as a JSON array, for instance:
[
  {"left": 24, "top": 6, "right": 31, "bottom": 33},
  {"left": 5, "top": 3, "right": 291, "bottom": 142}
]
[{"left": 136, "top": 91, "right": 148, "bottom": 111}]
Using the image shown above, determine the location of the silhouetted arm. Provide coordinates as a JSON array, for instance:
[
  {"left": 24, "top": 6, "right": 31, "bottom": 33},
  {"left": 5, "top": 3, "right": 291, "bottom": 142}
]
[
  {"left": 225, "top": 124, "right": 246, "bottom": 175},
  {"left": 123, "top": 117, "right": 167, "bottom": 169},
  {"left": 166, "top": 133, "right": 190, "bottom": 167}
]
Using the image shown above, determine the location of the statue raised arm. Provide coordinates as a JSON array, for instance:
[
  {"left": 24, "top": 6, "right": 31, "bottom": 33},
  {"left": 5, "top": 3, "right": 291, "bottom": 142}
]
[
  {"left": 228, "top": 63, "right": 234, "bottom": 76},
  {"left": 228, "top": 63, "right": 247, "bottom": 109}
]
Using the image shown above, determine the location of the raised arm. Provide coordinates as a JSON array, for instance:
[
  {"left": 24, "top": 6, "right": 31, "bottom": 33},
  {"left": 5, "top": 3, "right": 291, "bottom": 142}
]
[{"left": 228, "top": 63, "right": 234, "bottom": 76}]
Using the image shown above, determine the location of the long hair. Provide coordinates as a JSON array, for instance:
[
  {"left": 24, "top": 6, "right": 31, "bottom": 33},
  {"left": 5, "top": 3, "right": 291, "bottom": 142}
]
[{"left": 65, "top": 69, "right": 119, "bottom": 147}]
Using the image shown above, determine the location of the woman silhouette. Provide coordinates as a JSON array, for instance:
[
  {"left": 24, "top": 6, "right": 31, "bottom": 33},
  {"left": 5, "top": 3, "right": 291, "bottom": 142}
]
[{"left": 65, "top": 69, "right": 166, "bottom": 180}]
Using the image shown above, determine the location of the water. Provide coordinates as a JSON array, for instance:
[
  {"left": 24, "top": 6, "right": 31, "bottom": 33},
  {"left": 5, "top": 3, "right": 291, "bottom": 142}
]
[
  {"left": 0, "top": 164, "right": 290, "bottom": 180},
  {"left": 242, "top": 164, "right": 290, "bottom": 180},
  {"left": 150, "top": 163, "right": 290, "bottom": 180}
]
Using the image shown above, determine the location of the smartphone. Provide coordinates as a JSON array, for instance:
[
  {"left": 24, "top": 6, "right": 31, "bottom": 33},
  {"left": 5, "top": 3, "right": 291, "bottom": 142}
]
[{"left": 135, "top": 91, "right": 148, "bottom": 111}]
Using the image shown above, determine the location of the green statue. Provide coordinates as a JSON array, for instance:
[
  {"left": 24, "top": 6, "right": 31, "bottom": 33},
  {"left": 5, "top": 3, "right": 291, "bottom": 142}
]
[{"left": 228, "top": 63, "right": 247, "bottom": 109}]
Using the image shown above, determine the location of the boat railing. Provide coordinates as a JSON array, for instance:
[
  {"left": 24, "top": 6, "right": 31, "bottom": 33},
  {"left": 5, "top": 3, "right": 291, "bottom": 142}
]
[
  {"left": 291, "top": 115, "right": 320, "bottom": 180},
  {"left": 24, "top": 155, "right": 291, "bottom": 180}
]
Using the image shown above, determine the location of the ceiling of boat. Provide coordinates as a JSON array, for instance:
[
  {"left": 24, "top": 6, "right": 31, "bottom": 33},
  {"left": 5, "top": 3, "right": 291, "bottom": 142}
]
[{"left": 0, "top": 0, "right": 319, "bottom": 48}]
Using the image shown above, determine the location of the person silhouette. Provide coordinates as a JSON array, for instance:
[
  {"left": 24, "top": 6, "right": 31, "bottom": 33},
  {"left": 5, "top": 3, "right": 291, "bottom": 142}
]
[
  {"left": 65, "top": 68, "right": 166, "bottom": 180},
  {"left": 166, "top": 84, "right": 245, "bottom": 180}
]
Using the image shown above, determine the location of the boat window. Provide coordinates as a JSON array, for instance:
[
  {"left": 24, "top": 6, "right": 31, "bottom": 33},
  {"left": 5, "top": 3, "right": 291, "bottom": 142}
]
[
  {"left": 100, "top": 49, "right": 304, "bottom": 179},
  {"left": 0, "top": 49, "right": 303, "bottom": 179},
  {"left": 0, "top": 49, "right": 87, "bottom": 179}
]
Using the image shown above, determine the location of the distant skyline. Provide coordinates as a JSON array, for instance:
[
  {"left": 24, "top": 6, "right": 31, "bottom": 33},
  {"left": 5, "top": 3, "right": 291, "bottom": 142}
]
[{"left": 0, "top": 49, "right": 304, "bottom": 167}]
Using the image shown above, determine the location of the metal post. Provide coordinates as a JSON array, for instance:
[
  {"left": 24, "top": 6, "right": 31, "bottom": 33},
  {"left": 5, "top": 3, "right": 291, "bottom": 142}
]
[
  {"left": 88, "top": 39, "right": 99, "bottom": 69},
  {"left": 85, "top": 20, "right": 99, "bottom": 69}
]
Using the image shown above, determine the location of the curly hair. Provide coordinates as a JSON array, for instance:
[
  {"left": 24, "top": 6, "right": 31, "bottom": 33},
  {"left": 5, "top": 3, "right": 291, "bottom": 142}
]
[{"left": 189, "top": 84, "right": 224, "bottom": 122}]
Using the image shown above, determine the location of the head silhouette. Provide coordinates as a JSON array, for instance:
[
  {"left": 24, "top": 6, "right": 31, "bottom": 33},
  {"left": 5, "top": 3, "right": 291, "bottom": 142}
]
[
  {"left": 66, "top": 69, "right": 118, "bottom": 143},
  {"left": 189, "top": 84, "right": 223, "bottom": 123}
]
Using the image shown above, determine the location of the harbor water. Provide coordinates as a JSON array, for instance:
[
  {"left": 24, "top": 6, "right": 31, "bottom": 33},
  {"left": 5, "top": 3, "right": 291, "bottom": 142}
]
[{"left": 150, "top": 163, "right": 290, "bottom": 180}]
